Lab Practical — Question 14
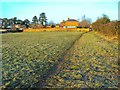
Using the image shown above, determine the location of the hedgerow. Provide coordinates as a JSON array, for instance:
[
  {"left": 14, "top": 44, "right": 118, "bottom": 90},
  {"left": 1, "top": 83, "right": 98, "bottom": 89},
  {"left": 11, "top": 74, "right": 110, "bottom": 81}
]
[{"left": 92, "top": 14, "right": 119, "bottom": 37}]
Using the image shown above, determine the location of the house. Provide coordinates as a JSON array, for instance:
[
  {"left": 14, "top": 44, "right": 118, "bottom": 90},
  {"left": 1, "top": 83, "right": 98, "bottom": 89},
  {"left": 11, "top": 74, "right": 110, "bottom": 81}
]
[
  {"left": 60, "top": 20, "right": 65, "bottom": 28},
  {"left": 60, "top": 18, "right": 79, "bottom": 28},
  {"left": 65, "top": 18, "right": 79, "bottom": 28},
  {"left": 55, "top": 24, "right": 60, "bottom": 28}
]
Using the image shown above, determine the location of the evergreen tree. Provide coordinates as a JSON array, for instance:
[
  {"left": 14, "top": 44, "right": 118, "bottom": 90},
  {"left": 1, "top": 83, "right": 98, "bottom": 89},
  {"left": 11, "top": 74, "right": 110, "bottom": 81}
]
[{"left": 39, "top": 12, "right": 47, "bottom": 28}]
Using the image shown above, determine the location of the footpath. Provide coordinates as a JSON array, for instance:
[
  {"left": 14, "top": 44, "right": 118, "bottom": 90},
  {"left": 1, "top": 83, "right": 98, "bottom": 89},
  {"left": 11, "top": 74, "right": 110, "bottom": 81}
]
[{"left": 39, "top": 32, "right": 118, "bottom": 88}]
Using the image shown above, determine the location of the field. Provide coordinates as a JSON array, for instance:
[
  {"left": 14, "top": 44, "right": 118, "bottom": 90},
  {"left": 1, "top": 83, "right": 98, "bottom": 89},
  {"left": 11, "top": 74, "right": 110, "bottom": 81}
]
[
  {"left": 1, "top": 31, "right": 118, "bottom": 88},
  {"left": 2, "top": 32, "right": 83, "bottom": 88},
  {"left": 42, "top": 32, "right": 118, "bottom": 88}
]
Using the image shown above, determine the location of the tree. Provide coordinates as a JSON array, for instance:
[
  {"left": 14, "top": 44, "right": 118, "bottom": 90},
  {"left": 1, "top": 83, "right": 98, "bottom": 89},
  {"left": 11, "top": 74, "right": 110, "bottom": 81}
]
[
  {"left": 13, "top": 17, "right": 17, "bottom": 24},
  {"left": 16, "top": 19, "right": 23, "bottom": 24},
  {"left": 32, "top": 16, "right": 38, "bottom": 24},
  {"left": 23, "top": 19, "right": 30, "bottom": 28},
  {"left": 81, "top": 15, "right": 86, "bottom": 20},
  {"left": 0, "top": 18, "right": 2, "bottom": 28},
  {"left": 9, "top": 18, "right": 14, "bottom": 25},
  {"left": 39, "top": 12, "right": 47, "bottom": 28},
  {"left": 80, "top": 15, "right": 92, "bottom": 27},
  {"left": 32, "top": 16, "right": 38, "bottom": 29},
  {"left": 102, "top": 14, "right": 110, "bottom": 24},
  {"left": 2, "top": 18, "right": 8, "bottom": 28},
  {"left": 80, "top": 18, "right": 92, "bottom": 27},
  {"left": 86, "top": 18, "right": 92, "bottom": 25},
  {"left": 92, "top": 14, "right": 111, "bottom": 33}
]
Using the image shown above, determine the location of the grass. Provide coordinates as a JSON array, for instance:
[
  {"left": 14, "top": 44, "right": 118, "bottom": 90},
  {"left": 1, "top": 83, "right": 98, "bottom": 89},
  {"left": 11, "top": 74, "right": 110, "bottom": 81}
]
[
  {"left": 43, "top": 32, "right": 118, "bottom": 88},
  {"left": 2, "top": 32, "right": 83, "bottom": 88},
  {"left": 1, "top": 31, "right": 118, "bottom": 88}
]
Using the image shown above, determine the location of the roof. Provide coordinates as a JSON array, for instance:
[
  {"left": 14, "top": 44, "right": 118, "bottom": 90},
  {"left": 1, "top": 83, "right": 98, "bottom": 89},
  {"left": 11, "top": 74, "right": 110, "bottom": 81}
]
[{"left": 67, "top": 19, "right": 78, "bottom": 22}]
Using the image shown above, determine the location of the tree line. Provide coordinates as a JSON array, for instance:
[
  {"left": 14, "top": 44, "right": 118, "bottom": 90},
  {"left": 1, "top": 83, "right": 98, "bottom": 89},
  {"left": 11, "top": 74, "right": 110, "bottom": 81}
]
[
  {"left": 0, "top": 13, "right": 93, "bottom": 29},
  {"left": 0, "top": 12, "right": 47, "bottom": 29},
  {"left": 0, "top": 13, "right": 119, "bottom": 37}
]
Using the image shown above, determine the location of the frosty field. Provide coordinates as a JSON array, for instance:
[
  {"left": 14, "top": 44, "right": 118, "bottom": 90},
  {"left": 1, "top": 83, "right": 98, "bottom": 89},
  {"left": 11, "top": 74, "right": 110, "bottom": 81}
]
[{"left": 1, "top": 31, "right": 118, "bottom": 88}]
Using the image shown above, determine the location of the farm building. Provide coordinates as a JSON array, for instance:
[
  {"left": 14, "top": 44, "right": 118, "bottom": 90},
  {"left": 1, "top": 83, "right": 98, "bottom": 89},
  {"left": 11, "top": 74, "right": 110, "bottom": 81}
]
[{"left": 60, "top": 18, "right": 79, "bottom": 28}]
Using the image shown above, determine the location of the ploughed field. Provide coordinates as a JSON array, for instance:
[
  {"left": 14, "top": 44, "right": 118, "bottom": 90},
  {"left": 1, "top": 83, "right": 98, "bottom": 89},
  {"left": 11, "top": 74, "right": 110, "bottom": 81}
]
[{"left": 2, "top": 31, "right": 118, "bottom": 88}]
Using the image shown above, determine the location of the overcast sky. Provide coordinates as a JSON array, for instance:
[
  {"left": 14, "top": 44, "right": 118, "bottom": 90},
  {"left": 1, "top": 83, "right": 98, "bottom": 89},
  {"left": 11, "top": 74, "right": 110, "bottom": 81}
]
[{"left": 1, "top": 0, "right": 119, "bottom": 23}]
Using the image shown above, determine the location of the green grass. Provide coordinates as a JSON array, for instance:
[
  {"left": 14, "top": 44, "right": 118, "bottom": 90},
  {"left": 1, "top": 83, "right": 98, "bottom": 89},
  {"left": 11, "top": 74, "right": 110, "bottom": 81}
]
[
  {"left": 44, "top": 32, "right": 118, "bottom": 88},
  {"left": 2, "top": 31, "right": 118, "bottom": 88},
  {"left": 2, "top": 32, "right": 83, "bottom": 88}
]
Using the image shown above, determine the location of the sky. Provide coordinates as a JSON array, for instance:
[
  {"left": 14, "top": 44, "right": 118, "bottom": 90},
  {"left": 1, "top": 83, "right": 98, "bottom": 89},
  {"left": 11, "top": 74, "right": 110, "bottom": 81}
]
[{"left": 0, "top": 0, "right": 119, "bottom": 23}]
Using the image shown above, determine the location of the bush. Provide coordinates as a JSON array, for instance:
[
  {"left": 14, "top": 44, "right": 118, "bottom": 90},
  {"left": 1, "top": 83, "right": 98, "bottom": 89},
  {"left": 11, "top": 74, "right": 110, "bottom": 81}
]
[
  {"left": 92, "top": 15, "right": 118, "bottom": 37},
  {"left": 29, "top": 24, "right": 39, "bottom": 29}
]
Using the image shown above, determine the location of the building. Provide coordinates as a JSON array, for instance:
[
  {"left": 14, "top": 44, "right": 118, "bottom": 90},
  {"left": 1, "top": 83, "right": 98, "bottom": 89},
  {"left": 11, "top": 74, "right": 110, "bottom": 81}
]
[
  {"left": 60, "top": 18, "right": 79, "bottom": 28},
  {"left": 55, "top": 24, "right": 60, "bottom": 28},
  {"left": 60, "top": 20, "right": 65, "bottom": 28},
  {"left": 65, "top": 18, "right": 79, "bottom": 28}
]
